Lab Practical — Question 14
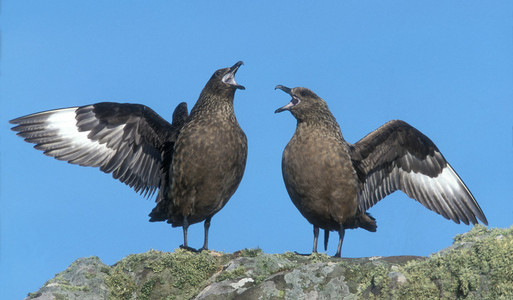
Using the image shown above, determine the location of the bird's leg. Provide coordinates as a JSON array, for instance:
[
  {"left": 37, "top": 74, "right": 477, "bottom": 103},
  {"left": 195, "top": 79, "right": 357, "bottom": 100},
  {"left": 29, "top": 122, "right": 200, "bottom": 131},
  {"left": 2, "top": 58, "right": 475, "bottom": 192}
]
[
  {"left": 199, "top": 216, "right": 212, "bottom": 252},
  {"left": 180, "top": 217, "right": 197, "bottom": 252},
  {"left": 312, "top": 226, "right": 319, "bottom": 254},
  {"left": 324, "top": 229, "right": 330, "bottom": 251},
  {"left": 334, "top": 224, "right": 345, "bottom": 258},
  {"left": 182, "top": 216, "right": 189, "bottom": 249}
]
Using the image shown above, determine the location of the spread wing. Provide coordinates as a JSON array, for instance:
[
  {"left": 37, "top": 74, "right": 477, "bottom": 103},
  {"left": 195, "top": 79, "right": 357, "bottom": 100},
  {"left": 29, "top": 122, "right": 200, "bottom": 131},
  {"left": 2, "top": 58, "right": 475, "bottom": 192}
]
[
  {"left": 10, "top": 102, "right": 188, "bottom": 198},
  {"left": 350, "top": 120, "right": 487, "bottom": 225}
]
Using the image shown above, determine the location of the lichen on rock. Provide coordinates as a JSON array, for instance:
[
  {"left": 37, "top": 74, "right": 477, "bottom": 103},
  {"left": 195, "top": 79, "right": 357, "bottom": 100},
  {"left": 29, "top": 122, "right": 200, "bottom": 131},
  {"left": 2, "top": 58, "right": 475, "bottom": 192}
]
[{"left": 25, "top": 225, "right": 513, "bottom": 300}]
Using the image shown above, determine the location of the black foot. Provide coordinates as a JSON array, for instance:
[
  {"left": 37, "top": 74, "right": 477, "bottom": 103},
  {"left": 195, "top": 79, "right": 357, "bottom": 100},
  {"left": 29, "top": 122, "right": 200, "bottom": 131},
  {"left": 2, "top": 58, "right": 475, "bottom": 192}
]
[
  {"left": 179, "top": 245, "right": 199, "bottom": 252},
  {"left": 293, "top": 251, "right": 314, "bottom": 256}
]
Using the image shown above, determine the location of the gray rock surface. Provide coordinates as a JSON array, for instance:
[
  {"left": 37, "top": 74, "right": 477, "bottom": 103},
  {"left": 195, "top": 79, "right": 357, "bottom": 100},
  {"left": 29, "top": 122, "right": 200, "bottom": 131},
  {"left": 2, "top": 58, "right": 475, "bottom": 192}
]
[
  {"left": 26, "top": 225, "right": 513, "bottom": 299},
  {"left": 26, "top": 256, "right": 110, "bottom": 299}
]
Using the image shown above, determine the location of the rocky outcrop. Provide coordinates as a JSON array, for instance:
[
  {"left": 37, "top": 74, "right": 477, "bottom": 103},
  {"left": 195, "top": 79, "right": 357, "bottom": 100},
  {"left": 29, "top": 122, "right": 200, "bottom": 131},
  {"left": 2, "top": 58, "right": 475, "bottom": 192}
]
[{"left": 26, "top": 225, "right": 513, "bottom": 299}]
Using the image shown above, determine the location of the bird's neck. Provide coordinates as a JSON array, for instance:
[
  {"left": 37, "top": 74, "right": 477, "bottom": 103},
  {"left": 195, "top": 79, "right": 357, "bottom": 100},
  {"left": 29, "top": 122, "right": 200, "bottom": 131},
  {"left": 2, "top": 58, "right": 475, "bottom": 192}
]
[
  {"left": 190, "top": 91, "right": 236, "bottom": 119},
  {"left": 295, "top": 114, "right": 345, "bottom": 140},
  {"left": 296, "top": 109, "right": 340, "bottom": 129}
]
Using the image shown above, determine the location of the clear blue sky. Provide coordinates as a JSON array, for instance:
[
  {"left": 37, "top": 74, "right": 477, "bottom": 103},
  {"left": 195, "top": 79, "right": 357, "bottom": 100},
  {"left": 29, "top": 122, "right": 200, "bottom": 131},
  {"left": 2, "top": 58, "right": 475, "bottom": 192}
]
[{"left": 1, "top": 1, "right": 512, "bottom": 298}]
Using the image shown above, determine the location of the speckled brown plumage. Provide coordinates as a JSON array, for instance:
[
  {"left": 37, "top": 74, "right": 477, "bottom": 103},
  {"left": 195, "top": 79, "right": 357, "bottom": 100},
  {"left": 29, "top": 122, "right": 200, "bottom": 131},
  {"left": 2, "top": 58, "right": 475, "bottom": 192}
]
[
  {"left": 275, "top": 85, "right": 487, "bottom": 257},
  {"left": 150, "top": 61, "right": 248, "bottom": 250},
  {"left": 10, "top": 61, "right": 247, "bottom": 251}
]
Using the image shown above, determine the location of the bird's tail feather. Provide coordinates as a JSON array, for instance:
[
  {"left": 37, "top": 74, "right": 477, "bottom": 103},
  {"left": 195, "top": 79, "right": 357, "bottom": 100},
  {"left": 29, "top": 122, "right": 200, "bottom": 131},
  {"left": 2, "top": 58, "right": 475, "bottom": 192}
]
[
  {"left": 358, "top": 212, "right": 377, "bottom": 232},
  {"left": 148, "top": 192, "right": 170, "bottom": 222}
]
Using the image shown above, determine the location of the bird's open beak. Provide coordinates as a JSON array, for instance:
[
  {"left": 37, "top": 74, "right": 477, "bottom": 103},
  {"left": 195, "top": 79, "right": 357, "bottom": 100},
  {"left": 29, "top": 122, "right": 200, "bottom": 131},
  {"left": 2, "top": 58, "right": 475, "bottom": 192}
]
[
  {"left": 222, "top": 61, "right": 245, "bottom": 90},
  {"left": 275, "top": 85, "right": 297, "bottom": 113}
]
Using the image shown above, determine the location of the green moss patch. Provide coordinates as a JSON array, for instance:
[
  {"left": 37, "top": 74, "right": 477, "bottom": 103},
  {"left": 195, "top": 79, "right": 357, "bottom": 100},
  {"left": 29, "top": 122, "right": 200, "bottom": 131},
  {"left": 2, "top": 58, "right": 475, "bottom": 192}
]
[
  {"left": 395, "top": 225, "right": 513, "bottom": 299},
  {"left": 338, "top": 225, "right": 513, "bottom": 299},
  {"left": 104, "top": 249, "right": 231, "bottom": 299},
  {"left": 26, "top": 226, "right": 513, "bottom": 299}
]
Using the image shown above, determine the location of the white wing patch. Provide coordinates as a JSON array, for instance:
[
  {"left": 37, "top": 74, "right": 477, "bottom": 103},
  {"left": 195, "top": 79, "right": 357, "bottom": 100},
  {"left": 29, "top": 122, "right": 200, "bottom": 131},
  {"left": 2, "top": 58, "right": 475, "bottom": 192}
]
[
  {"left": 26, "top": 107, "right": 121, "bottom": 167},
  {"left": 360, "top": 151, "right": 481, "bottom": 225},
  {"left": 353, "top": 119, "right": 486, "bottom": 225},
  {"left": 11, "top": 103, "right": 171, "bottom": 198},
  {"left": 403, "top": 164, "right": 466, "bottom": 222}
]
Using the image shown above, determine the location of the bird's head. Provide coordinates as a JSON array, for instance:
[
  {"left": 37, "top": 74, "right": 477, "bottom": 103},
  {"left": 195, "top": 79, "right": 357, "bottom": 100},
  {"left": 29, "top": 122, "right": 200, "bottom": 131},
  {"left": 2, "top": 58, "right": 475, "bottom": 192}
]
[
  {"left": 204, "top": 61, "right": 245, "bottom": 96},
  {"left": 274, "top": 85, "right": 330, "bottom": 122}
]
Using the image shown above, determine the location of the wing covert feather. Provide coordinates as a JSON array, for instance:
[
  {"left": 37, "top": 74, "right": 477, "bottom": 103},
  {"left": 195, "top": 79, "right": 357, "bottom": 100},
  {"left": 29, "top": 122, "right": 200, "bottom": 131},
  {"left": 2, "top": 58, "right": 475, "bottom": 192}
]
[
  {"left": 350, "top": 120, "right": 487, "bottom": 225},
  {"left": 10, "top": 102, "right": 188, "bottom": 198}
]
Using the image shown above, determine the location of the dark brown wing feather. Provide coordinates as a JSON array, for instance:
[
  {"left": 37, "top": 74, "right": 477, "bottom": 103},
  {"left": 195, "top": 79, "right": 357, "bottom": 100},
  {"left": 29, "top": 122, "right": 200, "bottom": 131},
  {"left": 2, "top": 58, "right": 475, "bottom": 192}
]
[
  {"left": 350, "top": 120, "right": 487, "bottom": 225},
  {"left": 10, "top": 102, "right": 188, "bottom": 198}
]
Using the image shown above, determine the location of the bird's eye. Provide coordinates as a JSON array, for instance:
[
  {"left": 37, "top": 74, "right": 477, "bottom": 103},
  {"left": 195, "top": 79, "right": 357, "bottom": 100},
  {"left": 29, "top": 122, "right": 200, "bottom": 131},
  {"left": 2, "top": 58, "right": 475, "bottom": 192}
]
[
  {"left": 215, "top": 70, "right": 222, "bottom": 77},
  {"left": 300, "top": 91, "right": 307, "bottom": 97}
]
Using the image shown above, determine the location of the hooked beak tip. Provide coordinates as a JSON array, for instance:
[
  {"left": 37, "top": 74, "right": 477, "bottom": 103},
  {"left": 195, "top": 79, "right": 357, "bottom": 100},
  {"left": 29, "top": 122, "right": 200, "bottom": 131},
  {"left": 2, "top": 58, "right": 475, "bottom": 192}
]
[
  {"left": 231, "top": 61, "right": 244, "bottom": 71},
  {"left": 275, "top": 85, "right": 292, "bottom": 94}
]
